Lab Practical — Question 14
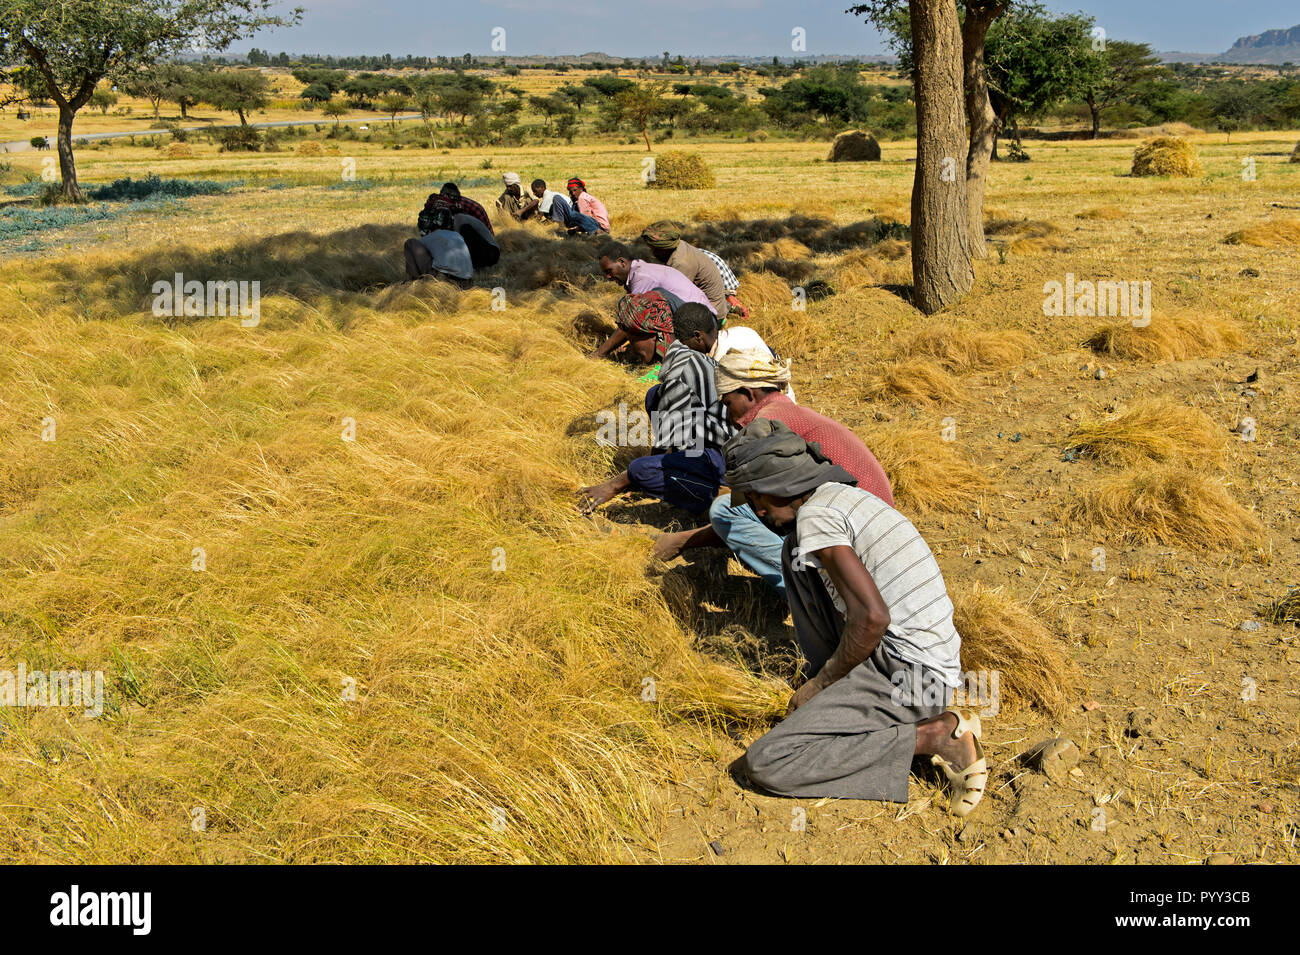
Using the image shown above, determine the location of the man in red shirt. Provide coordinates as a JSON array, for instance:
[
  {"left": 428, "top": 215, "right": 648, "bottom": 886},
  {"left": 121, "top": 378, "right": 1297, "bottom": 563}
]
[{"left": 653, "top": 349, "right": 894, "bottom": 600}]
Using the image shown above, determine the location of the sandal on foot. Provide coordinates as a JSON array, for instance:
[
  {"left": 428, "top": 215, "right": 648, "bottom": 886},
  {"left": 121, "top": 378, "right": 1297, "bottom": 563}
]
[
  {"left": 931, "top": 708, "right": 988, "bottom": 818},
  {"left": 947, "top": 706, "right": 982, "bottom": 741}
]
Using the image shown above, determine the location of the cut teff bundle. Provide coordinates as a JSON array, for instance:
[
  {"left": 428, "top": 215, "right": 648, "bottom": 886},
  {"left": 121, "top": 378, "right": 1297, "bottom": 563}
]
[
  {"left": 952, "top": 583, "right": 1076, "bottom": 717},
  {"left": 648, "top": 151, "right": 716, "bottom": 190},
  {"left": 1065, "top": 466, "right": 1264, "bottom": 550},
  {"left": 1131, "top": 137, "right": 1202, "bottom": 178},
  {"left": 1084, "top": 312, "right": 1242, "bottom": 362},
  {"left": 1065, "top": 397, "right": 1226, "bottom": 468}
]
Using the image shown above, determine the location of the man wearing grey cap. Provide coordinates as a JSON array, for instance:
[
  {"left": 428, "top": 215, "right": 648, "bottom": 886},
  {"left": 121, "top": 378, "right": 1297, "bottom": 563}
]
[{"left": 725, "top": 419, "right": 987, "bottom": 816}]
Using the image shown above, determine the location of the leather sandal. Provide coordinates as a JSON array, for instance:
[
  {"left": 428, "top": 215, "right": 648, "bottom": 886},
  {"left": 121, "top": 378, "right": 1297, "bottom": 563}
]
[{"left": 931, "top": 707, "right": 988, "bottom": 818}]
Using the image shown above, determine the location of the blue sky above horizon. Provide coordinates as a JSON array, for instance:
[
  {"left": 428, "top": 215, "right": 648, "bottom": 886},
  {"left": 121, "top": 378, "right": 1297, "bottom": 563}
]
[{"left": 246, "top": 1, "right": 1299, "bottom": 59}]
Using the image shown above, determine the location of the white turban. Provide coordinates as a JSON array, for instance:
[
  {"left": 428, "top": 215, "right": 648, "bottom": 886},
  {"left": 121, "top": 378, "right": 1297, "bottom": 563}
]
[{"left": 502, "top": 172, "right": 522, "bottom": 187}]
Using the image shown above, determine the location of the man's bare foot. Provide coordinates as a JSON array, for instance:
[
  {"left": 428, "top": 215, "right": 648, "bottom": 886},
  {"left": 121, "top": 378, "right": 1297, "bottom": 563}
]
[
  {"left": 652, "top": 529, "right": 693, "bottom": 561},
  {"left": 916, "top": 712, "right": 977, "bottom": 770}
]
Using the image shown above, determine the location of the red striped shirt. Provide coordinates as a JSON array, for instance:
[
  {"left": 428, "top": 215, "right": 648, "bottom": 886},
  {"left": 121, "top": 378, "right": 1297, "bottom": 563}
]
[{"left": 739, "top": 393, "right": 894, "bottom": 506}]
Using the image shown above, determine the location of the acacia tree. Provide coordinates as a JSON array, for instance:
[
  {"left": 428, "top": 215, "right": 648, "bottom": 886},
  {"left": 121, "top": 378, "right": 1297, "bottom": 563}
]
[
  {"left": 909, "top": 0, "right": 974, "bottom": 312},
  {"left": 201, "top": 68, "right": 270, "bottom": 125},
  {"left": 0, "top": 0, "right": 301, "bottom": 202},
  {"left": 1083, "top": 40, "right": 1164, "bottom": 138},
  {"left": 615, "top": 83, "right": 668, "bottom": 151},
  {"left": 853, "top": 0, "right": 1010, "bottom": 258}
]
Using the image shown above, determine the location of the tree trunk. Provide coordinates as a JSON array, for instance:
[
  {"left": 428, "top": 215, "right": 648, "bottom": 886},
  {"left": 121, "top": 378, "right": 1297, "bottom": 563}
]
[
  {"left": 961, "top": 2, "right": 1005, "bottom": 260},
  {"left": 909, "top": 0, "right": 974, "bottom": 314},
  {"left": 237, "top": 108, "right": 248, "bottom": 126},
  {"left": 57, "top": 104, "right": 85, "bottom": 203},
  {"left": 1087, "top": 92, "right": 1100, "bottom": 138}
]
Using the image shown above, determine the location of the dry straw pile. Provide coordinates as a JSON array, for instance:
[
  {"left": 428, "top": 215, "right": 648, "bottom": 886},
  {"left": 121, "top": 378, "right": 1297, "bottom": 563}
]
[
  {"left": 953, "top": 583, "right": 1076, "bottom": 716},
  {"left": 649, "top": 151, "right": 715, "bottom": 189},
  {"left": 1131, "top": 137, "right": 1202, "bottom": 177},
  {"left": 1223, "top": 218, "right": 1300, "bottom": 248},
  {"left": 164, "top": 142, "right": 193, "bottom": 159},
  {"left": 827, "top": 130, "right": 881, "bottom": 162},
  {"left": 296, "top": 141, "right": 325, "bottom": 156},
  {"left": 1085, "top": 311, "right": 1241, "bottom": 362},
  {"left": 1065, "top": 396, "right": 1225, "bottom": 467},
  {"left": 1064, "top": 466, "right": 1263, "bottom": 550},
  {"left": 866, "top": 426, "right": 991, "bottom": 515}
]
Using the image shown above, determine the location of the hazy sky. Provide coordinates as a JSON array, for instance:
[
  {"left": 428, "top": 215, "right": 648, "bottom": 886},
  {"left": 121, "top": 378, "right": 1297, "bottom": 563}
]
[{"left": 248, "top": 1, "right": 1299, "bottom": 58}]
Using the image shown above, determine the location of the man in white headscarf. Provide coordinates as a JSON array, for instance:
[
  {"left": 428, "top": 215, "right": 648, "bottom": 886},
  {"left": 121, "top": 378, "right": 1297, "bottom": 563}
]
[{"left": 496, "top": 171, "right": 530, "bottom": 219}]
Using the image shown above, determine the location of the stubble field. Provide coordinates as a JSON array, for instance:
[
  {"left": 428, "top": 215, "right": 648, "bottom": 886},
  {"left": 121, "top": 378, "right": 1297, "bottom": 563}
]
[{"left": 1, "top": 129, "right": 1297, "bottom": 863}]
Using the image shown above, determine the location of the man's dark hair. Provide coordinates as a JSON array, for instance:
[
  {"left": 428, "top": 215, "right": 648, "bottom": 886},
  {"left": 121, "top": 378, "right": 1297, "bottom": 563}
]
[
  {"left": 440, "top": 182, "right": 460, "bottom": 198},
  {"left": 673, "top": 302, "right": 717, "bottom": 341},
  {"left": 531, "top": 178, "right": 546, "bottom": 190},
  {"left": 597, "top": 241, "right": 632, "bottom": 262}
]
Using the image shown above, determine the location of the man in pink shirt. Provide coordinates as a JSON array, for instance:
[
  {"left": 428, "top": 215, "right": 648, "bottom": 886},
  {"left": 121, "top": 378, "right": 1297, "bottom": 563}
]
[
  {"left": 567, "top": 178, "right": 610, "bottom": 232},
  {"left": 598, "top": 243, "right": 715, "bottom": 313}
]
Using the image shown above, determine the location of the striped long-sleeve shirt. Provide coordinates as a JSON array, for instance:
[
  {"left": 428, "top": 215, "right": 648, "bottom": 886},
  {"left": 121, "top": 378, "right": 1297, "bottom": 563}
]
[{"left": 652, "top": 341, "right": 737, "bottom": 454}]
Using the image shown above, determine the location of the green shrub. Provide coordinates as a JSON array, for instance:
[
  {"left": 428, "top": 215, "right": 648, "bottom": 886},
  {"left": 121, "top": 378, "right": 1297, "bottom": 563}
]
[{"left": 216, "top": 126, "right": 263, "bottom": 152}]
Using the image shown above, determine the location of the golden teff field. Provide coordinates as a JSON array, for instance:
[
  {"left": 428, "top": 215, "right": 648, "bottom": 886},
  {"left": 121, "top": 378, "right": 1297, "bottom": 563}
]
[{"left": 1, "top": 126, "right": 1297, "bottom": 864}]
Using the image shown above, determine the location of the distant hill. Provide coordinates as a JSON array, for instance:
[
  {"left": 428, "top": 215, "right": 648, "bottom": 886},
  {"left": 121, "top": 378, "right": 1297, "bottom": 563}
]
[
  {"left": 1159, "top": 23, "right": 1300, "bottom": 65},
  {"left": 1218, "top": 24, "right": 1300, "bottom": 64}
]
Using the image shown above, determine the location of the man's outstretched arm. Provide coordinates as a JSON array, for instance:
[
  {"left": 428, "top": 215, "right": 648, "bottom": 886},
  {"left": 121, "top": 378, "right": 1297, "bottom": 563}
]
[{"left": 789, "top": 544, "right": 890, "bottom": 711}]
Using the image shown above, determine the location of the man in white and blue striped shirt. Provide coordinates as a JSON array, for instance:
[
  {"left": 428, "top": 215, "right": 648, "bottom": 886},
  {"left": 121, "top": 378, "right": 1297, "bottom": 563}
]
[{"left": 722, "top": 419, "right": 985, "bottom": 813}]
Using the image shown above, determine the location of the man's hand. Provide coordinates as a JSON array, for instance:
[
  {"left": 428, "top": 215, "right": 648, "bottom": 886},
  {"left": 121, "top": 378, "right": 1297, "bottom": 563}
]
[{"left": 786, "top": 676, "right": 824, "bottom": 715}]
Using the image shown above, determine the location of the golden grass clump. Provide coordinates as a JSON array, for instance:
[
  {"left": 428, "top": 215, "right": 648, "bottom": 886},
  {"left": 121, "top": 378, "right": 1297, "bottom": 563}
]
[
  {"left": 164, "top": 142, "right": 193, "bottom": 159},
  {"left": 736, "top": 269, "right": 793, "bottom": 308},
  {"left": 895, "top": 325, "right": 1034, "bottom": 374},
  {"left": 1223, "top": 218, "right": 1300, "bottom": 248},
  {"left": 1131, "top": 137, "right": 1202, "bottom": 177},
  {"left": 1290, "top": 142, "right": 1300, "bottom": 164},
  {"left": 952, "top": 583, "right": 1076, "bottom": 716},
  {"left": 1085, "top": 312, "right": 1242, "bottom": 362},
  {"left": 0, "top": 231, "right": 787, "bottom": 864},
  {"left": 1008, "top": 235, "right": 1068, "bottom": 255},
  {"left": 296, "top": 141, "right": 324, "bottom": 156},
  {"left": 648, "top": 150, "right": 715, "bottom": 189},
  {"left": 865, "top": 425, "right": 992, "bottom": 514},
  {"left": 1064, "top": 466, "right": 1264, "bottom": 550},
  {"left": 827, "top": 129, "right": 881, "bottom": 162},
  {"left": 863, "top": 358, "right": 959, "bottom": 405},
  {"left": 1065, "top": 396, "right": 1226, "bottom": 467}
]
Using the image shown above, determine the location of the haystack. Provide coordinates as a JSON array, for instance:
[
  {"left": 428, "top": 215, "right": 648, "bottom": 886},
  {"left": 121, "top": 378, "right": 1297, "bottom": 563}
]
[
  {"left": 297, "top": 141, "right": 325, "bottom": 157},
  {"left": 828, "top": 130, "right": 881, "bottom": 162},
  {"left": 1131, "top": 137, "right": 1202, "bottom": 177},
  {"left": 1290, "top": 142, "right": 1300, "bottom": 163},
  {"left": 648, "top": 151, "right": 715, "bottom": 189},
  {"left": 164, "top": 142, "right": 193, "bottom": 159}
]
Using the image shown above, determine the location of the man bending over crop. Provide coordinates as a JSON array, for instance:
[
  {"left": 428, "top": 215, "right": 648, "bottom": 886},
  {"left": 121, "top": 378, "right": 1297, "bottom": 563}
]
[{"left": 723, "top": 420, "right": 987, "bottom": 816}]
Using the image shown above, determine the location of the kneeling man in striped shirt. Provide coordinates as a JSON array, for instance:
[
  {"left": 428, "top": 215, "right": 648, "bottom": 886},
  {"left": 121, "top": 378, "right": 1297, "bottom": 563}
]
[{"left": 723, "top": 419, "right": 987, "bottom": 816}]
